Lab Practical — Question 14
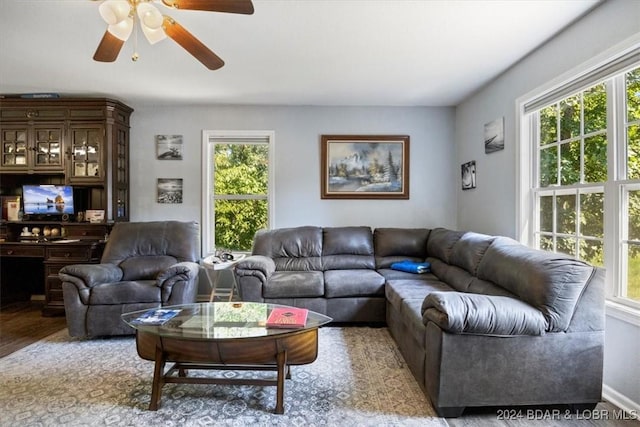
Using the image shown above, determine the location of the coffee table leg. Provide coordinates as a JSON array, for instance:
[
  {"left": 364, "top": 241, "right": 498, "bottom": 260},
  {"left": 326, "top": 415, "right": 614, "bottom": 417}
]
[
  {"left": 149, "top": 345, "right": 166, "bottom": 411},
  {"left": 275, "top": 349, "right": 287, "bottom": 414}
]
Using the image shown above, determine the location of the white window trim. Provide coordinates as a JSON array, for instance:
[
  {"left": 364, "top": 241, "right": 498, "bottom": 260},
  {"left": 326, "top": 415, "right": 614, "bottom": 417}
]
[
  {"left": 201, "top": 130, "right": 275, "bottom": 257},
  {"left": 516, "top": 33, "right": 640, "bottom": 320}
]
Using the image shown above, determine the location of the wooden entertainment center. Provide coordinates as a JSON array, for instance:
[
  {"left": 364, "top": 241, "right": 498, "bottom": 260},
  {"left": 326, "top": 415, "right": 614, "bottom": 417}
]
[{"left": 0, "top": 98, "right": 133, "bottom": 315}]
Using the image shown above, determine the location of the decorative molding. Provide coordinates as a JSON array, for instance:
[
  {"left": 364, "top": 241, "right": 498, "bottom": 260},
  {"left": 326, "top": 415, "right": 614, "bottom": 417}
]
[{"left": 602, "top": 384, "right": 640, "bottom": 417}]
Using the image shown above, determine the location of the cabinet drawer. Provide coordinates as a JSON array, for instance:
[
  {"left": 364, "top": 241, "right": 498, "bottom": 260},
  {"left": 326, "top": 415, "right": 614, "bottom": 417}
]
[
  {"left": 1, "top": 108, "right": 67, "bottom": 120},
  {"left": 47, "top": 275, "right": 63, "bottom": 292},
  {"left": 46, "top": 246, "right": 93, "bottom": 261},
  {"left": 45, "top": 263, "right": 65, "bottom": 276},
  {"left": 64, "top": 225, "right": 108, "bottom": 239},
  {"left": 0, "top": 244, "right": 45, "bottom": 257}
]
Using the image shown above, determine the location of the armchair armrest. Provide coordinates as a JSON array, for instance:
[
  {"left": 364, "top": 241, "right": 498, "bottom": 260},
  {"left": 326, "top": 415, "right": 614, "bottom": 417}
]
[
  {"left": 421, "top": 292, "right": 548, "bottom": 336},
  {"left": 157, "top": 261, "right": 200, "bottom": 287},
  {"left": 59, "top": 264, "right": 123, "bottom": 289},
  {"left": 235, "top": 255, "right": 276, "bottom": 284}
]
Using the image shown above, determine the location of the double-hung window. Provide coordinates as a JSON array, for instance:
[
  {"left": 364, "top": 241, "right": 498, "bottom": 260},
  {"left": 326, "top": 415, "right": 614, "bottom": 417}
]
[
  {"left": 520, "top": 47, "right": 640, "bottom": 310},
  {"left": 201, "top": 130, "right": 274, "bottom": 255}
]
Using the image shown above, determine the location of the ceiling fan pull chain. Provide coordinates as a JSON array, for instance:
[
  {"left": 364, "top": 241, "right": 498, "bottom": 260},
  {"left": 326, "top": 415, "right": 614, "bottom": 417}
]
[{"left": 131, "top": 16, "right": 139, "bottom": 62}]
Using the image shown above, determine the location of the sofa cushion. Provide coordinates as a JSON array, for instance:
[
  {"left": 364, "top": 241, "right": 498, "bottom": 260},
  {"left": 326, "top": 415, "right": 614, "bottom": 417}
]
[
  {"left": 89, "top": 280, "right": 160, "bottom": 304},
  {"left": 449, "top": 231, "right": 496, "bottom": 275},
  {"left": 428, "top": 259, "right": 474, "bottom": 292},
  {"left": 252, "top": 226, "right": 323, "bottom": 271},
  {"left": 426, "top": 228, "right": 466, "bottom": 263},
  {"left": 377, "top": 268, "right": 434, "bottom": 281},
  {"left": 385, "top": 278, "right": 453, "bottom": 313},
  {"left": 263, "top": 271, "right": 324, "bottom": 298},
  {"left": 324, "top": 269, "right": 385, "bottom": 297},
  {"left": 322, "top": 226, "right": 375, "bottom": 270},
  {"left": 477, "top": 237, "right": 595, "bottom": 332},
  {"left": 374, "top": 228, "right": 430, "bottom": 268}
]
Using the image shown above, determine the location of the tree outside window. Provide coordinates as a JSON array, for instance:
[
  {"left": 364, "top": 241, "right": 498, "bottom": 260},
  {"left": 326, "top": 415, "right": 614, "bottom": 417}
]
[
  {"left": 533, "top": 66, "right": 640, "bottom": 303},
  {"left": 202, "top": 131, "right": 273, "bottom": 255}
]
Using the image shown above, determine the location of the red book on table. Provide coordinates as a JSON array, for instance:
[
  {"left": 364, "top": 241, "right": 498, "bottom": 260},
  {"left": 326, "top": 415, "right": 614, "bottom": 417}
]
[{"left": 266, "top": 307, "right": 309, "bottom": 328}]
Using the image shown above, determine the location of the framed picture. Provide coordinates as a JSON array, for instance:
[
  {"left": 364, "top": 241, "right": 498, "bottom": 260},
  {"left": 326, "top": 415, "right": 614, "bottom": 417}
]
[
  {"left": 157, "top": 178, "right": 183, "bottom": 204},
  {"left": 461, "top": 161, "right": 476, "bottom": 190},
  {"left": 484, "top": 117, "right": 504, "bottom": 154},
  {"left": 321, "top": 135, "right": 410, "bottom": 199},
  {"left": 85, "top": 209, "right": 105, "bottom": 223},
  {"left": 1, "top": 196, "right": 20, "bottom": 221},
  {"left": 156, "top": 135, "right": 184, "bottom": 160}
]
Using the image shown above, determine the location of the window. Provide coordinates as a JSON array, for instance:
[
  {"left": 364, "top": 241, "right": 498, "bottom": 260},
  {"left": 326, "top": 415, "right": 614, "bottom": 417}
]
[
  {"left": 520, "top": 48, "right": 640, "bottom": 310},
  {"left": 202, "top": 131, "right": 274, "bottom": 255}
]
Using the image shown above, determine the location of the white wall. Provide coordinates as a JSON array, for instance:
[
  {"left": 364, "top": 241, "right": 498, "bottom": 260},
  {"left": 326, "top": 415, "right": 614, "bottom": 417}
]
[
  {"left": 129, "top": 105, "right": 456, "bottom": 230},
  {"left": 454, "top": 0, "right": 640, "bottom": 413}
]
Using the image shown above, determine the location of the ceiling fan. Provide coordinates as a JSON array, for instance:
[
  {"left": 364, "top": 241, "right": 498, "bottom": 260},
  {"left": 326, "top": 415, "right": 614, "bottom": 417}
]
[{"left": 93, "top": 0, "right": 254, "bottom": 70}]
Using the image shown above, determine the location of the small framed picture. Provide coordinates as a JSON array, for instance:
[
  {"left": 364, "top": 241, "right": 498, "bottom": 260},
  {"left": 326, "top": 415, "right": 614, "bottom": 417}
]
[
  {"left": 461, "top": 161, "right": 476, "bottom": 190},
  {"left": 156, "top": 135, "right": 183, "bottom": 160},
  {"left": 157, "top": 178, "right": 183, "bottom": 204},
  {"left": 85, "top": 209, "right": 105, "bottom": 223},
  {"left": 484, "top": 117, "right": 505, "bottom": 154}
]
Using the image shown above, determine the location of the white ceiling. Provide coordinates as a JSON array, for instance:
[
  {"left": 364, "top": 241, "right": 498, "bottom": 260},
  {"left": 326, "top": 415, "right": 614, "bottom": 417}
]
[{"left": 0, "top": 0, "right": 600, "bottom": 107}]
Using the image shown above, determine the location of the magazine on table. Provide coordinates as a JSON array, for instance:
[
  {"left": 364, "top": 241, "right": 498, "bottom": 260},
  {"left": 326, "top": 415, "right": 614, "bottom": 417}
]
[
  {"left": 266, "top": 307, "right": 309, "bottom": 328},
  {"left": 131, "top": 308, "right": 182, "bottom": 325}
]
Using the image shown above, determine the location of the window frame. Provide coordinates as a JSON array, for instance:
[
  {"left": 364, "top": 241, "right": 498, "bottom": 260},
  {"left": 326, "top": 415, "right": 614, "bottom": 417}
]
[
  {"left": 516, "top": 38, "right": 640, "bottom": 316},
  {"left": 201, "top": 130, "right": 275, "bottom": 256}
]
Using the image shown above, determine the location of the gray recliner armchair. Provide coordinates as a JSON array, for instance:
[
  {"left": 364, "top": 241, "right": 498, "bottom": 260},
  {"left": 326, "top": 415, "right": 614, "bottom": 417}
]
[{"left": 59, "top": 221, "right": 200, "bottom": 338}]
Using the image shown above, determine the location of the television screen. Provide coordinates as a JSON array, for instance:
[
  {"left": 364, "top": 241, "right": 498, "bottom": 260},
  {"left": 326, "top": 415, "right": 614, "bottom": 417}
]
[{"left": 22, "top": 185, "right": 74, "bottom": 215}]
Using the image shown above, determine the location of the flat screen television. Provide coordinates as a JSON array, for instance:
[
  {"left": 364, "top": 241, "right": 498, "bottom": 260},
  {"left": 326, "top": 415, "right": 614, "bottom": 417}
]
[{"left": 22, "top": 185, "right": 74, "bottom": 216}]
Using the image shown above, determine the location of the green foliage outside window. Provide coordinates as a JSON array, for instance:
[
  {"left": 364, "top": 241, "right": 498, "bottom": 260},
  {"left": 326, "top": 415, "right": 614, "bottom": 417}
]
[
  {"left": 213, "top": 143, "right": 269, "bottom": 252},
  {"left": 537, "top": 70, "right": 640, "bottom": 301}
]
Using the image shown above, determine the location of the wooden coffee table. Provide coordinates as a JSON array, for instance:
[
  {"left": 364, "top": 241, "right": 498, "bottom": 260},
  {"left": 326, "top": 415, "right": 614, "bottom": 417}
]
[{"left": 121, "top": 302, "right": 332, "bottom": 414}]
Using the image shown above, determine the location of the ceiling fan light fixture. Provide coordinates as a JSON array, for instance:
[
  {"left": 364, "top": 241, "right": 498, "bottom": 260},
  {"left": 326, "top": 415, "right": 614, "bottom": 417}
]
[
  {"left": 137, "top": 2, "right": 167, "bottom": 44},
  {"left": 99, "top": 0, "right": 131, "bottom": 25},
  {"left": 137, "top": 2, "right": 164, "bottom": 29},
  {"left": 141, "top": 24, "right": 167, "bottom": 44},
  {"left": 107, "top": 15, "right": 134, "bottom": 41}
]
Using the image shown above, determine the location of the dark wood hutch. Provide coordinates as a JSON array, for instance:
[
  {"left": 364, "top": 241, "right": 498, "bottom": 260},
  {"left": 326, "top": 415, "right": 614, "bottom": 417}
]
[{"left": 0, "top": 97, "right": 133, "bottom": 315}]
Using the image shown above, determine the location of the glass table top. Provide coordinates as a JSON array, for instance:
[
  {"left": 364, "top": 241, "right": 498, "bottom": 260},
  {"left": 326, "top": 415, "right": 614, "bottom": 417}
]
[{"left": 121, "top": 302, "right": 332, "bottom": 341}]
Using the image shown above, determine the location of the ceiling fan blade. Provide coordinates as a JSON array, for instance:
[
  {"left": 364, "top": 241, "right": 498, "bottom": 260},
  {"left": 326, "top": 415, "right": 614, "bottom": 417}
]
[
  {"left": 163, "top": 17, "right": 225, "bottom": 70},
  {"left": 93, "top": 30, "right": 125, "bottom": 62},
  {"left": 162, "top": 0, "right": 254, "bottom": 14}
]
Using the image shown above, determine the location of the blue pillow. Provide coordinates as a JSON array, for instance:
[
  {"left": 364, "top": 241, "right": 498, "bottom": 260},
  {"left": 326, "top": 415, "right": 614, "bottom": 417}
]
[{"left": 390, "top": 260, "right": 431, "bottom": 274}]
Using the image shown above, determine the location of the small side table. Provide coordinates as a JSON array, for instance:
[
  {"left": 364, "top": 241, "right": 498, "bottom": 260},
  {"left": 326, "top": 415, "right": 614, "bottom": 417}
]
[{"left": 202, "top": 254, "right": 246, "bottom": 302}]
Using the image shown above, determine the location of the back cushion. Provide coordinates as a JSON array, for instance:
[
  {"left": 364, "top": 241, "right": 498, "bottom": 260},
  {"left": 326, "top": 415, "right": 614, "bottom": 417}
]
[
  {"left": 252, "top": 226, "right": 323, "bottom": 271},
  {"left": 102, "top": 221, "right": 200, "bottom": 265},
  {"left": 477, "top": 237, "right": 595, "bottom": 332},
  {"left": 120, "top": 255, "right": 178, "bottom": 280},
  {"left": 426, "top": 228, "right": 465, "bottom": 263},
  {"left": 322, "top": 226, "right": 375, "bottom": 270},
  {"left": 374, "top": 228, "right": 430, "bottom": 268},
  {"left": 449, "top": 231, "right": 496, "bottom": 275}
]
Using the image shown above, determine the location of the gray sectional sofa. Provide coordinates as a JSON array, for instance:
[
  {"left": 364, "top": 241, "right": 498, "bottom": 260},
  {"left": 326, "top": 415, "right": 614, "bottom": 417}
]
[{"left": 234, "top": 226, "right": 605, "bottom": 417}]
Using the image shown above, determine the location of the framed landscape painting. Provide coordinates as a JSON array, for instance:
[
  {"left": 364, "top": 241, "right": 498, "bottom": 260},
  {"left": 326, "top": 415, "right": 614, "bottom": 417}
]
[{"left": 321, "top": 135, "right": 410, "bottom": 199}]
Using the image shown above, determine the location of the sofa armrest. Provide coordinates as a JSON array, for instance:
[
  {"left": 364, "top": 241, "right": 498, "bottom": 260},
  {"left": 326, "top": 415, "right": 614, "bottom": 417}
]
[
  {"left": 421, "top": 292, "right": 548, "bottom": 336},
  {"left": 235, "top": 255, "right": 276, "bottom": 283},
  {"left": 59, "top": 264, "right": 124, "bottom": 289}
]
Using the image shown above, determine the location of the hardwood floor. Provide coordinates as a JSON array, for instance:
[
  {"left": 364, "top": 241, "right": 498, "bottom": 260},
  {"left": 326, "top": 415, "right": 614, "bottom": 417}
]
[{"left": 0, "top": 301, "right": 67, "bottom": 358}]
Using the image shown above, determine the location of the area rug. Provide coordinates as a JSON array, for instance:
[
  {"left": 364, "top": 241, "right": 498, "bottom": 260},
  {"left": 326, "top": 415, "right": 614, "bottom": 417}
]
[{"left": 0, "top": 327, "right": 447, "bottom": 426}]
